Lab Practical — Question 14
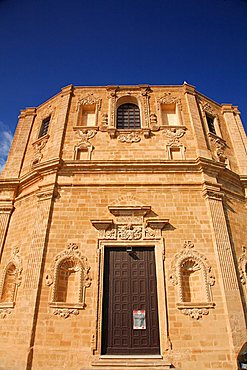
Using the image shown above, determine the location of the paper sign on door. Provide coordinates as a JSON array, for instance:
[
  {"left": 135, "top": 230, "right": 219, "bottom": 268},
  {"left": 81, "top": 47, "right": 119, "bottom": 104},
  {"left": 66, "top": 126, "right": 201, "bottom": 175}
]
[{"left": 133, "top": 310, "right": 146, "bottom": 329}]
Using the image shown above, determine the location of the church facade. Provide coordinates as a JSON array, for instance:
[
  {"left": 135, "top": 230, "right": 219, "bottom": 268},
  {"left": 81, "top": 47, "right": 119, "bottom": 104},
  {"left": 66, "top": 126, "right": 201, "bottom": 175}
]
[{"left": 0, "top": 83, "right": 246, "bottom": 370}]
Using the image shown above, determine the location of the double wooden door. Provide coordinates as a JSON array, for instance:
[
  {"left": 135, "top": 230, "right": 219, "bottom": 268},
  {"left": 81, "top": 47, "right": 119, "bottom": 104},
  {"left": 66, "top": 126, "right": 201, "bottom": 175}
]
[{"left": 102, "top": 247, "right": 160, "bottom": 355}]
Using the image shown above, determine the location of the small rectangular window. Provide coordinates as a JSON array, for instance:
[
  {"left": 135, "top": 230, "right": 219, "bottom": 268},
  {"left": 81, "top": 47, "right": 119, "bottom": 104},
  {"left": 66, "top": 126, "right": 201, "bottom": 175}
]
[
  {"left": 206, "top": 114, "right": 216, "bottom": 135},
  {"left": 38, "top": 117, "right": 50, "bottom": 138}
]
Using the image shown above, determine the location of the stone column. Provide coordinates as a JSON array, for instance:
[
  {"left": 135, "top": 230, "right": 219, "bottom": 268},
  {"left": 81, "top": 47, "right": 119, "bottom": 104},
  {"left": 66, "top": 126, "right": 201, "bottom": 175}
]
[
  {"left": 222, "top": 104, "right": 247, "bottom": 174},
  {"left": 1, "top": 108, "right": 36, "bottom": 178},
  {"left": 203, "top": 186, "right": 247, "bottom": 351},
  {"left": 184, "top": 83, "right": 210, "bottom": 158}
]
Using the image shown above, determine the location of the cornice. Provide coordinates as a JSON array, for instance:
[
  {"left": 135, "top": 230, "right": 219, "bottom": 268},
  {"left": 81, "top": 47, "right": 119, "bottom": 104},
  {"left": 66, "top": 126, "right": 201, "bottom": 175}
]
[
  {"left": 60, "top": 157, "right": 226, "bottom": 174},
  {"left": 0, "top": 158, "right": 245, "bottom": 200}
]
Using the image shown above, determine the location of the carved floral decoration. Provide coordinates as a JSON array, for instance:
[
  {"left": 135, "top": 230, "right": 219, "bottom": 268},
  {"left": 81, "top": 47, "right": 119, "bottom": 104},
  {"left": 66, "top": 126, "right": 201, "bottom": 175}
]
[
  {"left": 239, "top": 246, "right": 247, "bottom": 285},
  {"left": 169, "top": 241, "right": 215, "bottom": 320},
  {"left": 46, "top": 242, "right": 92, "bottom": 318}
]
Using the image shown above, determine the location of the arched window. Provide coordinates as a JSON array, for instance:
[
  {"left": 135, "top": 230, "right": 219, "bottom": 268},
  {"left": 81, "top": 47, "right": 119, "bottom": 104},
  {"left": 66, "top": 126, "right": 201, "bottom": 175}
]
[
  {"left": 117, "top": 103, "right": 141, "bottom": 129},
  {"left": 0, "top": 263, "right": 17, "bottom": 304}
]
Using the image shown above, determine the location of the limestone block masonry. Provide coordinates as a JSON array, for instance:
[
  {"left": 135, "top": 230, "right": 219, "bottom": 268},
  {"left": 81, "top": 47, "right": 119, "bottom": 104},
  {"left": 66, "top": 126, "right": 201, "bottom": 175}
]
[{"left": 0, "top": 83, "right": 246, "bottom": 370}]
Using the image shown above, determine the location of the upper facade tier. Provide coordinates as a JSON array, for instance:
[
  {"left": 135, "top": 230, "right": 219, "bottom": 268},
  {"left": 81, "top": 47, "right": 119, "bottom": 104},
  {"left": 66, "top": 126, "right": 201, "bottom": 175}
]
[{"left": 1, "top": 83, "right": 247, "bottom": 179}]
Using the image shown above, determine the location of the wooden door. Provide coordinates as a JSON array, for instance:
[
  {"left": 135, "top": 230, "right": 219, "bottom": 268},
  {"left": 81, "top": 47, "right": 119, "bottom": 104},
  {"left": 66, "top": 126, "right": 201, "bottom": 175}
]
[{"left": 102, "top": 247, "right": 160, "bottom": 355}]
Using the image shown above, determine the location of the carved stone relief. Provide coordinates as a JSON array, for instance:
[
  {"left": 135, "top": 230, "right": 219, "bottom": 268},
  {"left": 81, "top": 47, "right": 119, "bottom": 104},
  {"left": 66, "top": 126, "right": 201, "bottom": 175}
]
[
  {"left": 163, "top": 128, "right": 186, "bottom": 145},
  {"left": 169, "top": 241, "right": 215, "bottom": 320},
  {"left": 181, "top": 307, "right": 209, "bottom": 320},
  {"left": 92, "top": 205, "right": 168, "bottom": 241},
  {"left": 140, "top": 86, "right": 151, "bottom": 128},
  {"left": 199, "top": 100, "right": 217, "bottom": 116},
  {"left": 0, "top": 308, "right": 12, "bottom": 318},
  {"left": 74, "top": 128, "right": 97, "bottom": 160},
  {"left": 31, "top": 135, "right": 49, "bottom": 166},
  {"left": 209, "top": 135, "right": 228, "bottom": 164},
  {"left": 118, "top": 132, "right": 141, "bottom": 143},
  {"left": 163, "top": 128, "right": 186, "bottom": 160},
  {"left": 77, "top": 94, "right": 102, "bottom": 111},
  {"left": 46, "top": 242, "right": 92, "bottom": 318},
  {"left": 157, "top": 93, "right": 182, "bottom": 111},
  {"left": 149, "top": 113, "right": 159, "bottom": 131},
  {"left": 53, "top": 308, "right": 79, "bottom": 319}
]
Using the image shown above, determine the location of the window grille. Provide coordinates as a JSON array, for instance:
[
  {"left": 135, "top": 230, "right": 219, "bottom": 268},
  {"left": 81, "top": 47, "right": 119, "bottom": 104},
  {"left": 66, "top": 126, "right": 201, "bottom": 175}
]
[
  {"left": 206, "top": 114, "right": 216, "bottom": 135},
  {"left": 117, "top": 103, "right": 141, "bottom": 129},
  {"left": 38, "top": 117, "right": 50, "bottom": 138}
]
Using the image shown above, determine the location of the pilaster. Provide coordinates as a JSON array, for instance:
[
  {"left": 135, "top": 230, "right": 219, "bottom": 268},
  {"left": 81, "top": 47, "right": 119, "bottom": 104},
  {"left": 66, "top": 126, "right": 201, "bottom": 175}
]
[
  {"left": 222, "top": 104, "right": 247, "bottom": 174},
  {"left": 0, "top": 203, "right": 14, "bottom": 258},
  {"left": 22, "top": 183, "right": 57, "bottom": 369},
  {"left": 203, "top": 185, "right": 247, "bottom": 352},
  {"left": 55, "top": 84, "right": 74, "bottom": 159},
  {"left": 1, "top": 108, "right": 36, "bottom": 178},
  {"left": 183, "top": 83, "right": 210, "bottom": 158}
]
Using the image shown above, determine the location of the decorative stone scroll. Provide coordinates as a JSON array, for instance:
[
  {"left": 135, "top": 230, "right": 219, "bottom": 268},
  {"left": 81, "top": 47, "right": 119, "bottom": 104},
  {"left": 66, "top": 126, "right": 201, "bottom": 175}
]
[
  {"left": 31, "top": 134, "right": 49, "bottom": 166},
  {"left": 209, "top": 134, "right": 228, "bottom": 164},
  {"left": 73, "top": 128, "right": 97, "bottom": 160},
  {"left": 46, "top": 242, "right": 92, "bottom": 318},
  {"left": 0, "top": 246, "right": 23, "bottom": 317},
  {"left": 169, "top": 241, "right": 215, "bottom": 320},
  {"left": 239, "top": 246, "right": 247, "bottom": 285}
]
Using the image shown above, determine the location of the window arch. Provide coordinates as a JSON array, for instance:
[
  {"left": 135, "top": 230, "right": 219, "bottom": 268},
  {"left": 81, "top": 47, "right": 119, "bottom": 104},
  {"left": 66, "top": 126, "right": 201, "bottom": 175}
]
[{"left": 117, "top": 103, "right": 141, "bottom": 129}]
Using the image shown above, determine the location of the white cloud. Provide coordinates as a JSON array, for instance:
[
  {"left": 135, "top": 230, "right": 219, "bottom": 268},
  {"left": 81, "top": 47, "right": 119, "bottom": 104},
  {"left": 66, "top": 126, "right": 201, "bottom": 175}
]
[{"left": 0, "top": 121, "right": 13, "bottom": 173}]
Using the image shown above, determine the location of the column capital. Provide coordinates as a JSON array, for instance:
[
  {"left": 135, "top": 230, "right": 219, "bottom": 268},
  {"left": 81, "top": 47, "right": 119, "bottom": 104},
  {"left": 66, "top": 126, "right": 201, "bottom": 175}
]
[
  {"left": 202, "top": 184, "right": 224, "bottom": 201},
  {"left": 18, "top": 107, "right": 36, "bottom": 119},
  {"left": 60, "top": 84, "right": 74, "bottom": 97},
  {"left": 183, "top": 82, "right": 196, "bottom": 95},
  {"left": 221, "top": 104, "right": 234, "bottom": 114},
  {"left": 0, "top": 203, "right": 14, "bottom": 213}
]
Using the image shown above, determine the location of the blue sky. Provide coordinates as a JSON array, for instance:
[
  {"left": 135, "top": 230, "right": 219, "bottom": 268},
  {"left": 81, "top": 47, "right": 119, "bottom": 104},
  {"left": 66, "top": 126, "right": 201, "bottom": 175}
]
[{"left": 0, "top": 0, "right": 246, "bottom": 170}]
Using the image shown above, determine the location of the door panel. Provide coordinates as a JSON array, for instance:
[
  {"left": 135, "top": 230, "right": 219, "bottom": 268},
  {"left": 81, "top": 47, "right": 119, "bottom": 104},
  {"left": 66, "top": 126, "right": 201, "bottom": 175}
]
[{"left": 102, "top": 247, "right": 160, "bottom": 355}]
